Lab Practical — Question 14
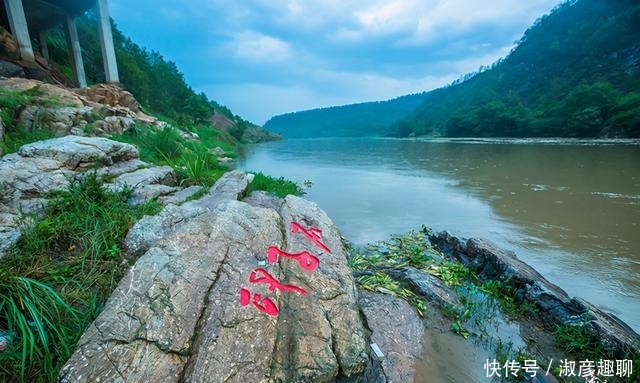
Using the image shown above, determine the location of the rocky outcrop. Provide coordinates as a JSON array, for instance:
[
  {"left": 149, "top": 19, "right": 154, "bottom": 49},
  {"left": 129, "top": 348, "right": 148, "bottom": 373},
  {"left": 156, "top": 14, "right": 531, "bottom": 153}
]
[
  {"left": 75, "top": 83, "right": 142, "bottom": 113},
  {"left": 106, "top": 166, "right": 179, "bottom": 206},
  {"left": 0, "top": 77, "right": 163, "bottom": 139},
  {"left": 385, "top": 267, "right": 461, "bottom": 310},
  {"left": 359, "top": 292, "right": 424, "bottom": 383},
  {"left": 0, "top": 77, "right": 85, "bottom": 107},
  {"left": 59, "top": 172, "right": 368, "bottom": 383},
  {"left": 430, "top": 231, "right": 640, "bottom": 357},
  {"left": 0, "top": 135, "right": 209, "bottom": 259}
]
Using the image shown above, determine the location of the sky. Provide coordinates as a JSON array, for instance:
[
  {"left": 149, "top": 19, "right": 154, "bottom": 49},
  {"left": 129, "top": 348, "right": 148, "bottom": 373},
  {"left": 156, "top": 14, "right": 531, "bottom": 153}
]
[{"left": 108, "top": 0, "right": 561, "bottom": 125}]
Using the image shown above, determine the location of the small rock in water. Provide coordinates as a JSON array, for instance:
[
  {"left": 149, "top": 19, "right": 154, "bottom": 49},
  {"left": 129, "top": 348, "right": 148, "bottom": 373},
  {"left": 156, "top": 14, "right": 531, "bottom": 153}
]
[{"left": 378, "top": 245, "right": 390, "bottom": 255}]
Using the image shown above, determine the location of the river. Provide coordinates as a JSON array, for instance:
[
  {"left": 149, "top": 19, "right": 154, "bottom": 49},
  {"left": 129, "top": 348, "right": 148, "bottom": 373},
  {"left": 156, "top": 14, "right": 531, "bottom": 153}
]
[{"left": 238, "top": 137, "right": 640, "bottom": 332}]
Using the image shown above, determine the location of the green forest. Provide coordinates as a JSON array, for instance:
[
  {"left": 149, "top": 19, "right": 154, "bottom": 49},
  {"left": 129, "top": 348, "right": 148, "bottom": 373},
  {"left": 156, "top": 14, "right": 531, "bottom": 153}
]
[
  {"left": 267, "top": 0, "right": 640, "bottom": 138},
  {"left": 42, "top": 12, "right": 258, "bottom": 141},
  {"left": 263, "top": 92, "right": 428, "bottom": 137}
]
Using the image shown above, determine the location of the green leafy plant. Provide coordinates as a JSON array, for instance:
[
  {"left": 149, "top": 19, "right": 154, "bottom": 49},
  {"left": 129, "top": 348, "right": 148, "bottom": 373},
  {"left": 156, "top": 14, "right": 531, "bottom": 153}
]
[
  {"left": 554, "top": 324, "right": 607, "bottom": 359},
  {"left": 357, "top": 272, "right": 426, "bottom": 317},
  {"left": 0, "top": 173, "right": 162, "bottom": 382},
  {"left": 0, "top": 275, "right": 78, "bottom": 380},
  {"left": 428, "top": 261, "right": 476, "bottom": 287},
  {"left": 247, "top": 172, "right": 304, "bottom": 198}
]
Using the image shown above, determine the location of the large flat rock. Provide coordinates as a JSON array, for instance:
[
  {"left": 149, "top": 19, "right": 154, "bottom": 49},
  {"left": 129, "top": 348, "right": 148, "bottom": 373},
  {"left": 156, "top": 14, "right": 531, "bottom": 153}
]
[
  {"left": 18, "top": 135, "right": 138, "bottom": 169},
  {"left": 59, "top": 172, "right": 368, "bottom": 383}
]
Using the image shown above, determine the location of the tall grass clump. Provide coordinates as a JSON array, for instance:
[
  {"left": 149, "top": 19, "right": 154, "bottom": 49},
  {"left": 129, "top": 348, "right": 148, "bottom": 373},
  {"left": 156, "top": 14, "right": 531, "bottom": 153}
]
[
  {"left": 112, "top": 125, "right": 183, "bottom": 163},
  {"left": 112, "top": 125, "right": 231, "bottom": 188},
  {"left": 246, "top": 172, "right": 304, "bottom": 198},
  {"left": 0, "top": 173, "right": 161, "bottom": 382}
]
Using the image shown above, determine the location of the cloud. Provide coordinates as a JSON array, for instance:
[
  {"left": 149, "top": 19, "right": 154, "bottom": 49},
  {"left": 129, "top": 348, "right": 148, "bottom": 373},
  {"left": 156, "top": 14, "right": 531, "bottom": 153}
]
[
  {"left": 206, "top": 69, "right": 455, "bottom": 123},
  {"left": 225, "top": 30, "right": 293, "bottom": 63},
  {"left": 109, "top": 0, "right": 561, "bottom": 124}
]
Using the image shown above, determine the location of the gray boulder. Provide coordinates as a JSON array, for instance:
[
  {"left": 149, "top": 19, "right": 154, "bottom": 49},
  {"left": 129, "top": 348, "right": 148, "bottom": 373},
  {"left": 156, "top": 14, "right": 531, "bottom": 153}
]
[
  {"left": 18, "top": 135, "right": 138, "bottom": 169},
  {"left": 106, "top": 166, "right": 178, "bottom": 206},
  {"left": 60, "top": 172, "right": 368, "bottom": 383},
  {"left": 0, "top": 136, "right": 212, "bottom": 259},
  {"left": 359, "top": 292, "right": 424, "bottom": 383}
]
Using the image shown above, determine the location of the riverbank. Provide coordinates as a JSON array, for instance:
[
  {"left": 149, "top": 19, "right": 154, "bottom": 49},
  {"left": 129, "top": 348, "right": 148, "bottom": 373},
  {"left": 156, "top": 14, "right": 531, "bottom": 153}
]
[
  {"left": 1, "top": 157, "right": 637, "bottom": 381},
  {"left": 239, "top": 137, "right": 640, "bottom": 332},
  {"left": 351, "top": 228, "right": 640, "bottom": 382},
  {"left": 0, "top": 78, "right": 296, "bottom": 381},
  {"left": 1, "top": 80, "right": 638, "bottom": 381}
]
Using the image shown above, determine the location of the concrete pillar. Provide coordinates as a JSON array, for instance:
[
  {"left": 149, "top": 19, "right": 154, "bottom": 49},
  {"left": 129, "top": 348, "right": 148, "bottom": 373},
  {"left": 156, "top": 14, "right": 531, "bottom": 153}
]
[
  {"left": 96, "top": 0, "right": 119, "bottom": 83},
  {"left": 39, "top": 30, "right": 50, "bottom": 61},
  {"left": 3, "top": 0, "right": 35, "bottom": 61},
  {"left": 64, "top": 15, "right": 87, "bottom": 88}
]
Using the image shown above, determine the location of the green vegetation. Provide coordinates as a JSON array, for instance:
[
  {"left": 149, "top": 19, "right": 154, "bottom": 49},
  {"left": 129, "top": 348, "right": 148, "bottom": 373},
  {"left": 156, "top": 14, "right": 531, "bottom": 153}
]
[
  {"left": 392, "top": 0, "right": 640, "bottom": 138},
  {"left": 246, "top": 172, "right": 304, "bottom": 198},
  {"left": 111, "top": 125, "right": 231, "bottom": 188},
  {"left": 0, "top": 173, "right": 162, "bottom": 382},
  {"left": 40, "top": 12, "right": 268, "bottom": 141},
  {"left": 492, "top": 339, "right": 535, "bottom": 383},
  {"left": 349, "top": 228, "right": 447, "bottom": 318},
  {"left": 357, "top": 272, "right": 426, "bottom": 317},
  {"left": 554, "top": 324, "right": 607, "bottom": 359},
  {"left": 348, "top": 228, "right": 543, "bottom": 339},
  {"left": 0, "top": 87, "right": 58, "bottom": 154},
  {"left": 268, "top": 0, "right": 640, "bottom": 139},
  {"left": 264, "top": 92, "right": 428, "bottom": 137},
  {"left": 554, "top": 324, "right": 639, "bottom": 382}
]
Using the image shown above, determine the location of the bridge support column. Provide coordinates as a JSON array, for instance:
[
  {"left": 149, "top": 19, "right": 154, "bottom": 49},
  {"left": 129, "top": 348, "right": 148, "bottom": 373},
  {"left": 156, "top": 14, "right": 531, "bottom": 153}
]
[
  {"left": 96, "top": 0, "right": 119, "bottom": 83},
  {"left": 4, "top": 0, "right": 34, "bottom": 62},
  {"left": 65, "top": 15, "right": 87, "bottom": 88},
  {"left": 39, "top": 30, "right": 50, "bottom": 61}
]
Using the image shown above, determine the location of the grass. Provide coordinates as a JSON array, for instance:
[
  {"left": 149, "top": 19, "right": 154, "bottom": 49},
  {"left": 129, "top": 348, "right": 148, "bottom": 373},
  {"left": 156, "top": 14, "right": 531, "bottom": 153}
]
[
  {"left": 0, "top": 173, "right": 162, "bottom": 382},
  {"left": 552, "top": 324, "right": 639, "bottom": 382},
  {"left": 1, "top": 128, "right": 55, "bottom": 155},
  {"left": 491, "top": 339, "right": 535, "bottom": 382},
  {"left": 428, "top": 261, "right": 476, "bottom": 287},
  {"left": 554, "top": 324, "right": 608, "bottom": 360},
  {"left": 347, "top": 228, "right": 545, "bottom": 341},
  {"left": 246, "top": 172, "right": 304, "bottom": 198},
  {"left": 0, "top": 87, "right": 61, "bottom": 155},
  {"left": 111, "top": 125, "right": 231, "bottom": 188},
  {"left": 357, "top": 272, "right": 426, "bottom": 317},
  {"left": 349, "top": 227, "right": 440, "bottom": 272},
  {"left": 191, "top": 124, "right": 236, "bottom": 156}
]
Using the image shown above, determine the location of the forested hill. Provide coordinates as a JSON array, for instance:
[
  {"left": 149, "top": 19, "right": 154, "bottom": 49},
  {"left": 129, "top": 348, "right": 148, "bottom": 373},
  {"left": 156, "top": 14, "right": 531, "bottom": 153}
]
[
  {"left": 44, "top": 12, "right": 269, "bottom": 142},
  {"left": 263, "top": 92, "right": 428, "bottom": 138},
  {"left": 267, "top": 0, "right": 640, "bottom": 139},
  {"left": 391, "top": 0, "right": 640, "bottom": 138}
]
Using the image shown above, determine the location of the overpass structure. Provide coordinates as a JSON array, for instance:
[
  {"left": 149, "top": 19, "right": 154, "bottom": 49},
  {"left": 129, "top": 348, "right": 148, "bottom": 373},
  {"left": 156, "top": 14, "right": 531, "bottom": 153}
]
[{"left": 1, "top": 0, "right": 119, "bottom": 86}]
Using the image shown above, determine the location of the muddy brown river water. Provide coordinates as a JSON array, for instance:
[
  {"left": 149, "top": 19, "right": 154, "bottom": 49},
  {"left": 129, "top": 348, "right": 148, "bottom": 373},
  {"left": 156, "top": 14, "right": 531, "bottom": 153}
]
[{"left": 239, "top": 137, "right": 640, "bottom": 359}]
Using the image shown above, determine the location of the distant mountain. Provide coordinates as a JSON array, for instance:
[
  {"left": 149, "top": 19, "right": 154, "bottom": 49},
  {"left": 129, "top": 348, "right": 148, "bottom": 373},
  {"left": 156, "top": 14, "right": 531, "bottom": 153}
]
[
  {"left": 267, "top": 0, "right": 640, "bottom": 139},
  {"left": 263, "top": 92, "right": 428, "bottom": 138},
  {"left": 392, "top": 0, "right": 640, "bottom": 138}
]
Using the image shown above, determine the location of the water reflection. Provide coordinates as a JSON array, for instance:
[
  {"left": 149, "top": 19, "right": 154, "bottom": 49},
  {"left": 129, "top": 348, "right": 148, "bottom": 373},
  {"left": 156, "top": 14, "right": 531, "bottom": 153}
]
[{"left": 238, "top": 138, "right": 640, "bottom": 331}]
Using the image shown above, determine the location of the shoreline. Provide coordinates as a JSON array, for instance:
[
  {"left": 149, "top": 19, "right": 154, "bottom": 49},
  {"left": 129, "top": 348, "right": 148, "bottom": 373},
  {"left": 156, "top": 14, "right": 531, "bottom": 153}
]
[{"left": 350, "top": 227, "right": 640, "bottom": 382}]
